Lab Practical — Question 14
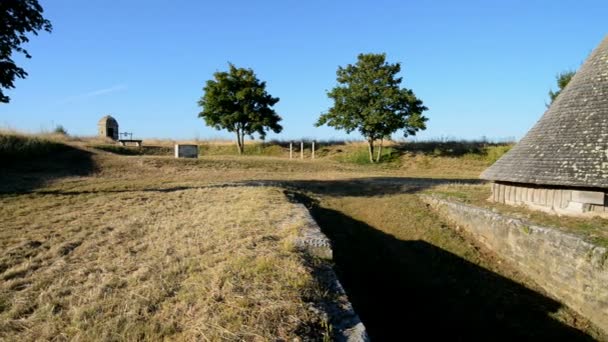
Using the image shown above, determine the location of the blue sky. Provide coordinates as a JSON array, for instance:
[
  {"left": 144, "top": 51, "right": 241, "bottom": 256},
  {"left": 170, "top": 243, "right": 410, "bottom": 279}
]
[{"left": 1, "top": 0, "right": 606, "bottom": 141}]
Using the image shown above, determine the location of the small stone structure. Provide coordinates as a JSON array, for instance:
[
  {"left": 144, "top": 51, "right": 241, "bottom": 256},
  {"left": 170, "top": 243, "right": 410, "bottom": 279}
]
[
  {"left": 174, "top": 144, "right": 198, "bottom": 158},
  {"left": 422, "top": 194, "right": 608, "bottom": 334},
  {"left": 98, "top": 115, "right": 119, "bottom": 140},
  {"left": 481, "top": 35, "right": 608, "bottom": 216}
]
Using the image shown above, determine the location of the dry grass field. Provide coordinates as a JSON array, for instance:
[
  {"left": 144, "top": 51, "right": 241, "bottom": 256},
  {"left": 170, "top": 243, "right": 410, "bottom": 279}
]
[
  {"left": 1, "top": 132, "right": 604, "bottom": 340},
  {"left": 0, "top": 186, "right": 331, "bottom": 340}
]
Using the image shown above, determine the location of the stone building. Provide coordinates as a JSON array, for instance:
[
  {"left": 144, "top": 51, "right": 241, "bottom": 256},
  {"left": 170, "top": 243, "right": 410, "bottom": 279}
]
[
  {"left": 98, "top": 115, "right": 119, "bottom": 140},
  {"left": 481, "top": 35, "right": 608, "bottom": 216}
]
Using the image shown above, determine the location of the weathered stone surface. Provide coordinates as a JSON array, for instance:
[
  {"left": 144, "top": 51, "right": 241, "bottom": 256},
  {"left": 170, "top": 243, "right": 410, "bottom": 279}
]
[
  {"left": 287, "top": 203, "right": 369, "bottom": 342},
  {"left": 98, "top": 115, "right": 119, "bottom": 140},
  {"left": 174, "top": 144, "right": 198, "bottom": 158},
  {"left": 490, "top": 182, "right": 607, "bottom": 217},
  {"left": 572, "top": 190, "right": 606, "bottom": 205},
  {"left": 292, "top": 203, "right": 333, "bottom": 260},
  {"left": 481, "top": 35, "right": 608, "bottom": 189},
  {"left": 421, "top": 194, "right": 608, "bottom": 333}
]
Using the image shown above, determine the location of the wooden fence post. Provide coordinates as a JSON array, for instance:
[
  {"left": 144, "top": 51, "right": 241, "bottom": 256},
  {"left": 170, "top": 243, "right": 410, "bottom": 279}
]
[
  {"left": 289, "top": 142, "right": 293, "bottom": 159},
  {"left": 300, "top": 141, "right": 304, "bottom": 159},
  {"left": 312, "top": 141, "right": 315, "bottom": 159}
]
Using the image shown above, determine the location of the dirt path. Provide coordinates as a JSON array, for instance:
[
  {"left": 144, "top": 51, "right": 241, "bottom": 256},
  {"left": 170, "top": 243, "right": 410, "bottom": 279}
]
[{"left": 290, "top": 180, "right": 599, "bottom": 340}]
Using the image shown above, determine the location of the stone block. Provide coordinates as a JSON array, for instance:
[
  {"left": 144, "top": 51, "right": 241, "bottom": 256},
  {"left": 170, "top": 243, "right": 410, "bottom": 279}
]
[
  {"left": 498, "top": 184, "right": 505, "bottom": 203},
  {"left": 566, "top": 201, "right": 588, "bottom": 213},
  {"left": 533, "top": 188, "right": 541, "bottom": 204},
  {"left": 571, "top": 190, "right": 605, "bottom": 205},
  {"left": 174, "top": 144, "right": 199, "bottom": 158},
  {"left": 561, "top": 190, "right": 572, "bottom": 208},
  {"left": 553, "top": 189, "right": 562, "bottom": 209},
  {"left": 547, "top": 189, "right": 555, "bottom": 207},
  {"left": 540, "top": 189, "right": 547, "bottom": 206}
]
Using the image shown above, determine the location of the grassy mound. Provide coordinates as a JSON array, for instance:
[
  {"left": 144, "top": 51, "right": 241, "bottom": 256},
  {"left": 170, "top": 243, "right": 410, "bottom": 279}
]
[
  {"left": 0, "top": 133, "right": 96, "bottom": 193},
  {"left": 0, "top": 134, "right": 72, "bottom": 161}
]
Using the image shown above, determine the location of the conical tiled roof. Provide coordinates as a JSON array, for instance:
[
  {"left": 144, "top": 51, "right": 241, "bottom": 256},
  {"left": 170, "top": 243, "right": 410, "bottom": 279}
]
[{"left": 481, "top": 35, "right": 608, "bottom": 189}]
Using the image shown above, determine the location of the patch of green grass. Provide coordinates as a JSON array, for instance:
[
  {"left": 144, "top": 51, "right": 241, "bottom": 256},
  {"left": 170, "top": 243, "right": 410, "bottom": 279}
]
[
  {"left": 483, "top": 145, "right": 512, "bottom": 164},
  {"left": 423, "top": 184, "right": 490, "bottom": 204},
  {"left": 336, "top": 146, "right": 399, "bottom": 165}
]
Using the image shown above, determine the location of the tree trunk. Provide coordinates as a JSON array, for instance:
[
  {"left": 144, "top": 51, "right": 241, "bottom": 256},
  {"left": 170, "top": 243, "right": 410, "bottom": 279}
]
[
  {"left": 376, "top": 138, "right": 383, "bottom": 163},
  {"left": 367, "top": 138, "right": 375, "bottom": 163},
  {"left": 235, "top": 129, "right": 244, "bottom": 155}
]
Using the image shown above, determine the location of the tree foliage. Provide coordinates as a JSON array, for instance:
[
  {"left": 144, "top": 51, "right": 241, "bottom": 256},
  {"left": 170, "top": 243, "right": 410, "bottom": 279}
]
[
  {"left": 198, "top": 64, "right": 282, "bottom": 154},
  {"left": 547, "top": 70, "right": 575, "bottom": 107},
  {"left": 1, "top": 0, "right": 52, "bottom": 103},
  {"left": 316, "top": 53, "right": 428, "bottom": 162}
]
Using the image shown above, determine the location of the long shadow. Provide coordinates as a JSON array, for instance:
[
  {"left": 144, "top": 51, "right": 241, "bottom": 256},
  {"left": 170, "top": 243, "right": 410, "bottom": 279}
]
[
  {"left": 296, "top": 194, "right": 593, "bottom": 341},
  {"left": 0, "top": 143, "right": 97, "bottom": 194},
  {"left": 21, "top": 177, "right": 483, "bottom": 197},
  {"left": 279, "top": 177, "right": 484, "bottom": 197}
]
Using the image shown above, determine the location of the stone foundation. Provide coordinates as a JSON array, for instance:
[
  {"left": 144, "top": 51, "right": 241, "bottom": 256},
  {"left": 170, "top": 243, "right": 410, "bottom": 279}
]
[{"left": 491, "top": 182, "right": 608, "bottom": 217}]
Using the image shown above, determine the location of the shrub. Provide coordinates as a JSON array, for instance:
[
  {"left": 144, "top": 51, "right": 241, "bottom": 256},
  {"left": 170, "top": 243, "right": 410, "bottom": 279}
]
[
  {"left": 484, "top": 145, "right": 512, "bottom": 164},
  {"left": 53, "top": 125, "right": 68, "bottom": 135}
]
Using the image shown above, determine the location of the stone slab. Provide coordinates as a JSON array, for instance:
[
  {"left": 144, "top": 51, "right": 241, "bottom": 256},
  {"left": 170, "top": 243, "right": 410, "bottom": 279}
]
[
  {"left": 572, "top": 190, "right": 605, "bottom": 205},
  {"left": 174, "top": 144, "right": 198, "bottom": 158}
]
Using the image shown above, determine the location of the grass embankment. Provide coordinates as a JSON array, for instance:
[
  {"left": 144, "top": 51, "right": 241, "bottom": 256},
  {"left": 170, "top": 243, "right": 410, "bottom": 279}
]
[
  {"left": 0, "top": 134, "right": 71, "bottom": 161},
  {"left": 0, "top": 186, "right": 329, "bottom": 340},
  {"left": 428, "top": 183, "right": 608, "bottom": 248}
]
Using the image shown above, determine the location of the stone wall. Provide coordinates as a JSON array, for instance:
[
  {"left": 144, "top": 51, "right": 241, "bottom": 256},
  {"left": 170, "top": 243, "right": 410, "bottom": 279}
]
[
  {"left": 422, "top": 194, "right": 608, "bottom": 333},
  {"left": 491, "top": 182, "right": 608, "bottom": 217},
  {"left": 288, "top": 203, "right": 368, "bottom": 341}
]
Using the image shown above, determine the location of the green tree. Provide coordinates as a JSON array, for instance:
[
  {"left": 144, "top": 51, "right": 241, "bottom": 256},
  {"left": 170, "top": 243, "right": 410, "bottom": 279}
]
[
  {"left": 316, "top": 53, "right": 428, "bottom": 163},
  {"left": 1, "top": 0, "right": 52, "bottom": 103},
  {"left": 198, "top": 64, "right": 282, "bottom": 154},
  {"left": 547, "top": 70, "right": 575, "bottom": 107}
]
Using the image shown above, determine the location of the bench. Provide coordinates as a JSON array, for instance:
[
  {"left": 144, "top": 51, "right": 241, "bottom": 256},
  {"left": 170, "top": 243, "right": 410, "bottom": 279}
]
[{"left": 118, "top": 139, "right": 143, "bottom": 147}]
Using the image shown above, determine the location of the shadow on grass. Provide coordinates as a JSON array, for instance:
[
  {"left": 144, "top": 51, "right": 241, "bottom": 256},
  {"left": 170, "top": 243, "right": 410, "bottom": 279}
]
[
  {"left": 0, "top": 142, "right": 97, "bottom": 194},
  {"left": 89, "top": 144, "right": 173, "bottom": 156},
  {"left": 295, "top": 193, "right": 593, "bottom": 340},
  {"left": 18, "top": 177, "right": 483, "bottom": 197},
  {"left": 282, "top": 177, "right": 484, "bottom": 197}
]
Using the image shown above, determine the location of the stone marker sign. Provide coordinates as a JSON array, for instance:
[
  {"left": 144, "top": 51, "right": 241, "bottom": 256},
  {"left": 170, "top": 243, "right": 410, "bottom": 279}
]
[{"left": 174, "top": 144, "right": 198, "bottom": 158}]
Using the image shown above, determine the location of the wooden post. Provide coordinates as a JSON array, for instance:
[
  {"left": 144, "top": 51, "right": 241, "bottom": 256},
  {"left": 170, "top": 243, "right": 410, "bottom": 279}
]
[
  {"left": 300, "top": 141, "right": 304, "bottom": 159},
  {"left": 289, "top": 142, "right": 293, "bottom": 159},
  {"left": 312, "top": 141, "right": 315, "bottom": 159}
]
